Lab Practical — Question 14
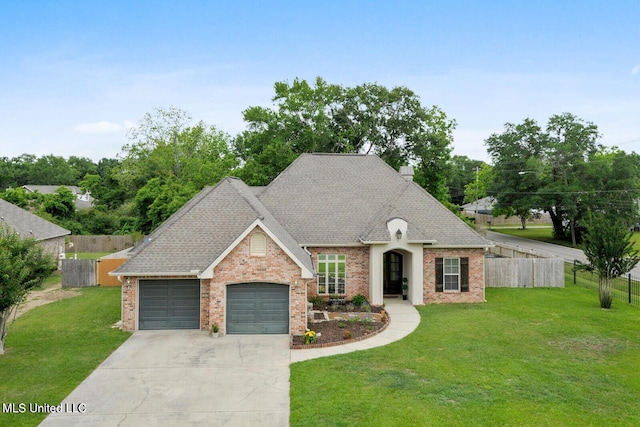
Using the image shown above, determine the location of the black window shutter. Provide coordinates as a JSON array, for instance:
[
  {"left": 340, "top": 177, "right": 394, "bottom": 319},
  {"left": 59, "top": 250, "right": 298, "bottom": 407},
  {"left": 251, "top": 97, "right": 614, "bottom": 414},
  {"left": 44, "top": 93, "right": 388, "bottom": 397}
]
[
  {"left": 460, "top": 257, "right": 469, "bottom": 292},
  {"left": 435, "top": 258, "right": 443, "bottom": 292}
]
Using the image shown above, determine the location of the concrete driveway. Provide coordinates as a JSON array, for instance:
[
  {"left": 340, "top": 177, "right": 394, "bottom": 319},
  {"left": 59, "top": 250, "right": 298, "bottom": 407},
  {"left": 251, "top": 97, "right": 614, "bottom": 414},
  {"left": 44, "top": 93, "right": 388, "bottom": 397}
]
[{"left": 40, "top": 331, "right": 291, "bottom": 427}]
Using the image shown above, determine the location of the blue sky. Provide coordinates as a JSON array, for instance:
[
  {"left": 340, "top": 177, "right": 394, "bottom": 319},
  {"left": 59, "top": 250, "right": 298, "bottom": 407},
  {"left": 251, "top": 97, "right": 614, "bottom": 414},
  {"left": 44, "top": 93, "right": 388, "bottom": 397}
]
[{"left": 1, "top": 1, "right": 639, "bottom": 162}]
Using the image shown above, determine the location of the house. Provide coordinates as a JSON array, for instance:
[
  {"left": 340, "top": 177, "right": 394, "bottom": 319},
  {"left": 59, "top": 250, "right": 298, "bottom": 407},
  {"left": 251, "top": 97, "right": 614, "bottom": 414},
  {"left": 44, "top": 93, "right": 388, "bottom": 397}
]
[
  {"left": 461, "top": 196, "right": 496, "bottom": 215},
  {"left": 22, "top": 185, "right": 94, "bottom": 210},
  {"left": 0, "top": 198, "right": 70, "bottom": 260},
  {"left": 112, "top": 154, "right": 491, "bottom": 336}
]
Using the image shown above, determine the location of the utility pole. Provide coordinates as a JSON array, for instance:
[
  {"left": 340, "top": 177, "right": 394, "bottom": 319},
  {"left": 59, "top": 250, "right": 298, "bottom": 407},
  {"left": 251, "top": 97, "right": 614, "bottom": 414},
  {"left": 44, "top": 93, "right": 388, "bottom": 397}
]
[{"left": 475, "top": 166, "right": 479, "bottom": 215}]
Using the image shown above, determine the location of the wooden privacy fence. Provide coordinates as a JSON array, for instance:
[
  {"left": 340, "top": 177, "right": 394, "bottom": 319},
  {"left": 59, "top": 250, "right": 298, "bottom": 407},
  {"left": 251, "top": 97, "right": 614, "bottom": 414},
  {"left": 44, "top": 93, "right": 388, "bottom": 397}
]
[
  {"left": 96, "top": 258, "right": 128, "bottom": 286},
  {"left": 485, "top": 258, "right": 564, "bottom": 288},
  {"left": 69, "top": 235, "right": 137, "bottom": 253},
  {"left": 62, "top": 259, "right": 97, "bottom": 288},
  {"left": 488, "top": 243, "right": 548, "bottom": 259}
]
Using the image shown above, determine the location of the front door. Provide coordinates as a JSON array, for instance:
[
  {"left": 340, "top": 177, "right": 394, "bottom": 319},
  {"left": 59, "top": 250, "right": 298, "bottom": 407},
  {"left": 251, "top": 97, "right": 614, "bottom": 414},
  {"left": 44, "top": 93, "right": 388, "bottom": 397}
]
[{"left": 383, "top": 251, "right": 403, "bottom": 295}]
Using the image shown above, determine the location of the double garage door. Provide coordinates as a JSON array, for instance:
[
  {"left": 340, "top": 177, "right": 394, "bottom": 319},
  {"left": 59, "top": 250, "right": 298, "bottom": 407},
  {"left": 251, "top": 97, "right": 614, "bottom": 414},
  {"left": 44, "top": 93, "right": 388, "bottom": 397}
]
[{"left": 139, "top": 280, "right": 288, "bottom": 334}]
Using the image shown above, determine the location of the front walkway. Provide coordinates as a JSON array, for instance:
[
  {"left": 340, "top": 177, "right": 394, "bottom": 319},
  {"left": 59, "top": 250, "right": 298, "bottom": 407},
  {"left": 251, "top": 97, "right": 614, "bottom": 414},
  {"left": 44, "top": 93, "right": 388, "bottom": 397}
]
[{"left": 290, "top": 298, "right": 421, "bottom": 363}]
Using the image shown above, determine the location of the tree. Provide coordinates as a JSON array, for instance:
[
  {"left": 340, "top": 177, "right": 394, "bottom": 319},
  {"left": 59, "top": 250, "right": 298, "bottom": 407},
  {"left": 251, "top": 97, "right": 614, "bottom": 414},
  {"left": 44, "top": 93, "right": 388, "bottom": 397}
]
[
  {"left": 577, "top": 213, "right": 640, "bottom": 308},
  {"left": 235, "top": 77, "right": 456, "bottom": 201},
  {"left": 114, "top": 107, "right": 238, "bottom": 232},
  {"left": 0, "top": 226, "right": 56, "bottom": 354},
  {"left": 485, "top": 114, "right": 635, "bottom": 243},
  {"left": 133, "top": 177, "right": 196, "bottom": 234},
  {"left": 462, "top": 163, "right": 493, "bottom": 206},
  {"left": 41, "top": 186, "right": 76, "bottom": 219},
  {"left": 29, "top": 155, "right": 77, "bottom": 185},
  {"left": 447, "top": 155, "right": 486, "bottom": 205},
  {"left": 485, "top": 118, "right": 547, "bottom": 229}
]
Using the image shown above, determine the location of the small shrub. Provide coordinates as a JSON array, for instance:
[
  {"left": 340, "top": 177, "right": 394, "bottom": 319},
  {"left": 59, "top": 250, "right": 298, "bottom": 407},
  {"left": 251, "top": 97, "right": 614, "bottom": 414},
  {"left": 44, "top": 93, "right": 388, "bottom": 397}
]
[
  {"left": 343, "top": 330, "right": 352, "bottom": 340},
  {"left": 338, "top": 322, "right": 346, "bottom": 329},
  {"left": 352, "top": 294, "right": 367, "bottom": 306},
  {"left": 308, "top": 295, "right": 323, "bottom": 308}
]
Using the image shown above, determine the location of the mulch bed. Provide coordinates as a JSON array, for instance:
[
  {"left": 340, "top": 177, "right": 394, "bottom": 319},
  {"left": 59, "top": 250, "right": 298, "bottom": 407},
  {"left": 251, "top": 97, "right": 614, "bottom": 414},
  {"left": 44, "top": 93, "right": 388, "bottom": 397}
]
[{"left": 291, "top": 302, "right": 388, "bottom": 347}]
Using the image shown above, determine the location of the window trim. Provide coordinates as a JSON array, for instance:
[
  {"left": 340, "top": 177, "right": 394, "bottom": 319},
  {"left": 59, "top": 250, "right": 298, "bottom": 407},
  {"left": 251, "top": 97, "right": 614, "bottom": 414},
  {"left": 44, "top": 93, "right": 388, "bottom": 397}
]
[{"left": 317, "top": 254, "right": 346, "bottom": 295}]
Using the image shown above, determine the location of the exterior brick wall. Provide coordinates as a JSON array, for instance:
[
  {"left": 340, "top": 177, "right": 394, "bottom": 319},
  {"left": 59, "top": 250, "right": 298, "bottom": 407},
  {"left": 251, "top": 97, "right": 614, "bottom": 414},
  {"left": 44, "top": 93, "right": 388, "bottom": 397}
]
[
  {"left": 307, "top": 246, "right": 370, "bottom": 301},
  {"left": 423, "top": 248, "right": 485, "bottom": 304},
  {"left": 121, "top": 277, "right": 137, "bottom": 331},
  {"left": 212, "top": 228, "right": 308, "bottom": 335}
]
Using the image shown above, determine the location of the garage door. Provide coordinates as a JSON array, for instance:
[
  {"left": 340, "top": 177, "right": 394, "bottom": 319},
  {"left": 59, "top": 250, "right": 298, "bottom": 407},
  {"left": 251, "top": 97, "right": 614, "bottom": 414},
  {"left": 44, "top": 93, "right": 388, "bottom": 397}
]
[
  {"left": 227, "top": 283, "right": 289, "bottom": 334},
  {"left": 139, "top": 279, "right": 200, "bottom": 330}
]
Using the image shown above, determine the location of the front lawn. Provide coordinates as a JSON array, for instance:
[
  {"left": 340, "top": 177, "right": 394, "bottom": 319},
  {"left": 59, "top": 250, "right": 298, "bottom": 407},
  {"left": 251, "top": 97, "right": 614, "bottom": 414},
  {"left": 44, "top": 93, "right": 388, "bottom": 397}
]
[
  {"left": 290, "top": 284, "right": 640, "bottom": 426},
  {"left": 0, "top": 287, "right": 130, "bottom": 427}
]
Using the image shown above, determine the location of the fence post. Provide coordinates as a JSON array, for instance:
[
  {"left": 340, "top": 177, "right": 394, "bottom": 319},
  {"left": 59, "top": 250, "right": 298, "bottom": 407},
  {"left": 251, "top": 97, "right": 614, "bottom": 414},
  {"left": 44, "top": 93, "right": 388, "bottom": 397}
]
[
  {"left": 629, "top": 274, "right": 632, "bottom": 304},
  {"left": 573, "top": 260, "right": 577, "bottom": 284}
]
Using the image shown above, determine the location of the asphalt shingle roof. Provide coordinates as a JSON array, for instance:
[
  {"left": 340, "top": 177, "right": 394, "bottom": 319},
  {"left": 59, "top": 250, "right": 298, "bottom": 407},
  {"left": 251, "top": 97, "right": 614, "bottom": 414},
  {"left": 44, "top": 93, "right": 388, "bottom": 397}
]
[
  {"left": 115, "top": 153, "right": 489, "bottom": 276},
  {"left": 0, "top": 199, "right": 70, "bottom": 240},
  {"left": 258, "top": 153, "right": 488, "bottom": 246},
  {"left": 114, "top": 177, "right": 314, "bottom": 276}
]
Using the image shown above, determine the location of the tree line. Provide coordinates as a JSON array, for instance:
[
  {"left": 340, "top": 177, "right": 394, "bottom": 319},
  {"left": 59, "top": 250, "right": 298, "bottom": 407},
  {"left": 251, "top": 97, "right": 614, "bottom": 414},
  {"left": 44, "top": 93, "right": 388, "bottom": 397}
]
[{"left": 1, "top": 78, "right": 639, "bottom": 241}]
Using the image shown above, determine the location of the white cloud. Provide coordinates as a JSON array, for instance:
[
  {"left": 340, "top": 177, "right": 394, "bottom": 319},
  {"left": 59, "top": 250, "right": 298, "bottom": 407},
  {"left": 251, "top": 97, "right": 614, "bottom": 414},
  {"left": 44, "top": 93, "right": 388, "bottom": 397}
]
[
  {"left": 74, "top": 121, "right": 124, "bottom": 133},
  {"left": 632, "top": 65, "right": 640, "bottom": 75}
]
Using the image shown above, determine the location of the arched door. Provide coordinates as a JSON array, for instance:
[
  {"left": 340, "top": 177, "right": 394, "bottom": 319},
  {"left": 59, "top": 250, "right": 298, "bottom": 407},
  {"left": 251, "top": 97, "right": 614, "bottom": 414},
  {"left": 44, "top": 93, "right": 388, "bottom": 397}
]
[{"left": 383, "top": 251, "right": 403, "bottom": 295}]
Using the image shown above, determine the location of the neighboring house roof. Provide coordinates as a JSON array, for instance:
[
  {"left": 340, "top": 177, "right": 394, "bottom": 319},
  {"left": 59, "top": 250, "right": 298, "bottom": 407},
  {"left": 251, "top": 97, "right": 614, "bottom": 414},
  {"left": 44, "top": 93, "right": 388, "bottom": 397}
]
[
  {"left": 22, "top": 185, "right": 94, "bottom": 209},
  {"left": 460, "top": 196, "right": 496, "bottom": 215},
  {"left": 0, "top": 198, "right": 71, "bottom": 240},
  {"left": 114, "top": 153, "right": 488, "bottom": 277}
]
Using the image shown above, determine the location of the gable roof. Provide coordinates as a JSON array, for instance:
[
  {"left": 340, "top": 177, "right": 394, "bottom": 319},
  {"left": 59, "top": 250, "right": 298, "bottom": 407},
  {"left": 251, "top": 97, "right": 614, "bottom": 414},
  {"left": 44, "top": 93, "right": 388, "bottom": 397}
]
[
  {"left": 112, "top": 177, "right": 314, "bottom": 277},
  {"left": 258, "top": 153, "right": 487, "bottom": 246},
  {"left": 0, "top": 199, "right": 70, "bottom": 240}
]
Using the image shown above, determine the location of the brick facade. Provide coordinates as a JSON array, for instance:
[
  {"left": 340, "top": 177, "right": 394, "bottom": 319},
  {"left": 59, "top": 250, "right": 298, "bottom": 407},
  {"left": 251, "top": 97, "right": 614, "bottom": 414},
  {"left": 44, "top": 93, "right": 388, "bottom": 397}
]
[
  {"left": 307, "top": 247, "right": 370, "bottom": 301},
  {"left": 211, "top": 228, "right": 308, "bottom": 335},
  {"left": 423, "top": 248, "right": 485, "bottom": 304},
  {"left": 121, "top": 243, "right": 486, "bottom": 333}
]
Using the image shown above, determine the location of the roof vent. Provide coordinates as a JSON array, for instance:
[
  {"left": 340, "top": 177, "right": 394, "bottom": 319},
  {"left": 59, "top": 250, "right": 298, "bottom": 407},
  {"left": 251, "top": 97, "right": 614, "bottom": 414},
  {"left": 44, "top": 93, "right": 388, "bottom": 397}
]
[{"left": 399, "top": 165, "right": 414, "bottom": 181}]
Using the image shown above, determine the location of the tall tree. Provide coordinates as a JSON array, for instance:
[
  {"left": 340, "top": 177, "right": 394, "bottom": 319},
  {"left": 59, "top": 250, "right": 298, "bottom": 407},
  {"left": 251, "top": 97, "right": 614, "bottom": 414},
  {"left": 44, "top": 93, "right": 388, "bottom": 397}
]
[
  {"left": 0, "top": 226, "right": 56, "bottom": 354},
  {"left": 115, "top": 107, "right": 238, "bottom": 233},
  {"left": 235, "top": 77, "right": 456, "bottom": 201},
  {"left": 577, "top": 213, "right": 640, "bottom": 308},
  {"left": 485, "top": 118, "right": 546, "bottom": 229},
  {"left": 485, "top": 113, "right": 634, "bottom": 242}
]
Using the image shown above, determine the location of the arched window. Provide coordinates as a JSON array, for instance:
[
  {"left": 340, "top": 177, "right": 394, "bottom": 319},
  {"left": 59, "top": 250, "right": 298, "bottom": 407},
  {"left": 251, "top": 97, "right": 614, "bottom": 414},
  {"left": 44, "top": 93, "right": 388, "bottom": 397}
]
[{"left": 250, "top": 233, "right": 267, "bottom": 256}]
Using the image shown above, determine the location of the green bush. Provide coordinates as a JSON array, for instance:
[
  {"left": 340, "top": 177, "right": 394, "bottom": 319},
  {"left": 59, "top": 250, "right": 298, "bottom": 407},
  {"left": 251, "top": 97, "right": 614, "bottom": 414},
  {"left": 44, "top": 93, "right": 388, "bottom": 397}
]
[
  {"left": 308, "top": 295, "right": 323, "bottom": 308},
  {"left": 351, "top": 293, "right": 367, "bottom": 306}
]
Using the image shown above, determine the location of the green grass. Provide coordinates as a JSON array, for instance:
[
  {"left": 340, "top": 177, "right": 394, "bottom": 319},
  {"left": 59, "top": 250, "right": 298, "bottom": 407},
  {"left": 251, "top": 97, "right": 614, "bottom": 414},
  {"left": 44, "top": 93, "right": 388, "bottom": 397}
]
[
  {"left": 0, "top": 287, "right": 131, "bottom": 427},
  {"left": 290, "top": 284, "right": 640, "bottom": 426},
  {"left": 66, "top": 252, "right": 112, "bottom": 259},
  {"left": 490, "top": 226, "right": 640, "bottom": 251}
]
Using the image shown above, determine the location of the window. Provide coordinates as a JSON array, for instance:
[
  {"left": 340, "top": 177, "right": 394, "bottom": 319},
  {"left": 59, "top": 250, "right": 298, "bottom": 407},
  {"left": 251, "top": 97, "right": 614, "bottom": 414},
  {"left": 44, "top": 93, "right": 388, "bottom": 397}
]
[
  {"left": 317, "top": 254, "right": 346, "bottom": 294},
  {"left": 435, "top": 257, "right": 469, "bottom": 293},
  {"left": 444, "top": 258, "right": 460, "bottom": 291},
  {"left": 250, "top": 233, "right": 267, "bottom": 256}
]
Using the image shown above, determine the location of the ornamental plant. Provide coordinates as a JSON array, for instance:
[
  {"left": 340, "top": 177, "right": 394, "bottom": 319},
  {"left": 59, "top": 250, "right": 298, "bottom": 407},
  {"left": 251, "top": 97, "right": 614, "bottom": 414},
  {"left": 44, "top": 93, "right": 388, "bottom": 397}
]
[{"left": 304, "top": 330, "right": 317, "bottom": 344}]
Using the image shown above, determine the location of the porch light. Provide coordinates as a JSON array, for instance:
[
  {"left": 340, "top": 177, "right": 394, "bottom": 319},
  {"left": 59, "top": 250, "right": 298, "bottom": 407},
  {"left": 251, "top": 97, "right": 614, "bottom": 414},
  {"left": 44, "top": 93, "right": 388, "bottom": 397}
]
[{"left": 396, "top": 229, "right": 402, "bottom": 240}]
